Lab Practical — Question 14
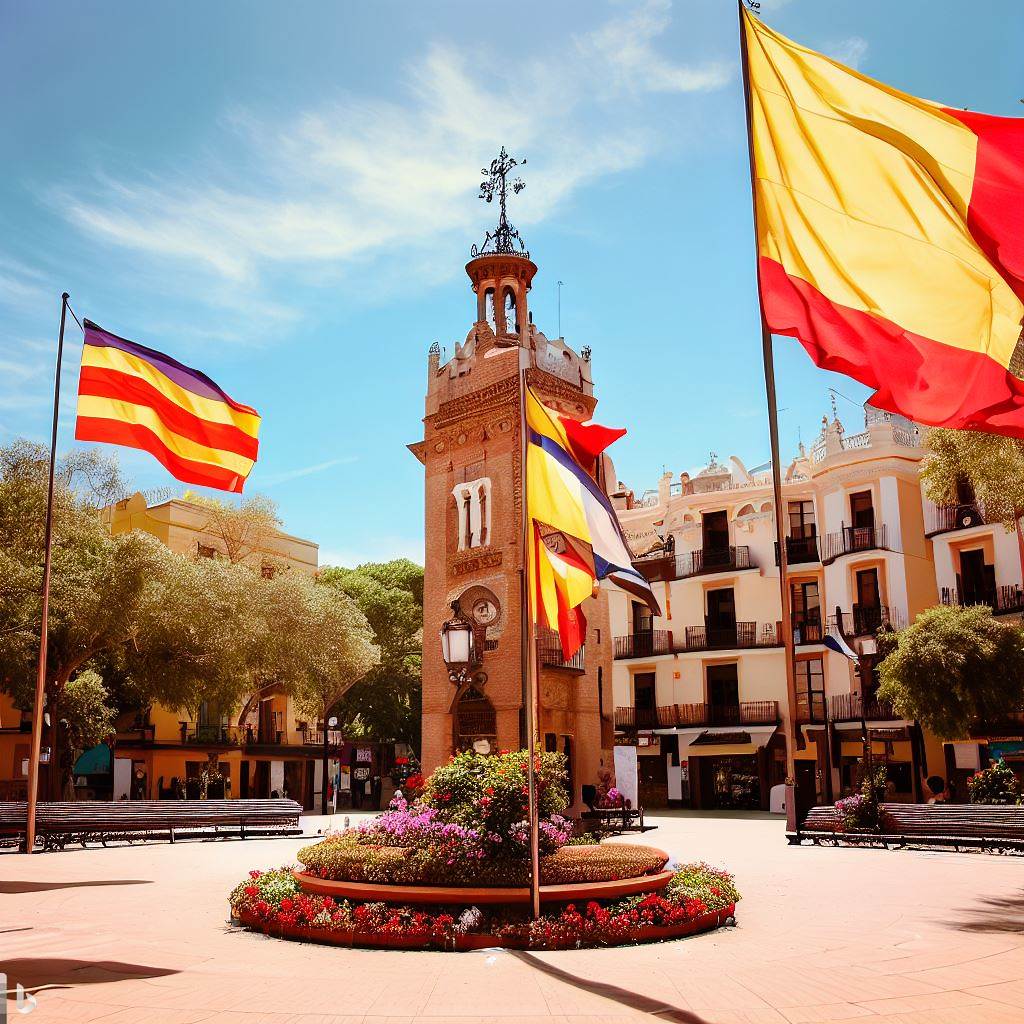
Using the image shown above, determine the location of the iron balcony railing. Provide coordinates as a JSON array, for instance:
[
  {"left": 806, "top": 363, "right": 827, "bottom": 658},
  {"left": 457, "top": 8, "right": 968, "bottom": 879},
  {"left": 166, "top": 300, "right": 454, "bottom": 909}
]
[
  {"left": 656, "top": 700, "right": 780, "bottom": 728},
  {"left": 184, "top": 724, "right": 242, "bottom": 745},
  {"left": 303, "top": 729, "right": 344, "bottom": 746},
  {"left": 792, "top": 617, "right": 824, "bottom": 645},
  {"left": 613, "top": 629, "right": 672, "bottom": 659},
  {"left": 614, "top": 706, "right": 658, "bottom": 730},
  {"left": 676, "top": 621, "right": 779, "bottom": 653},
  {"left": 829, "top": 692, "right": 901, "bottom": 722},
  {"left": 821, "top": 524, "right": 890, "bottom": 564},
  {"left": 775, "top": 535, "right": 820, "bottom": 565},
  {"left": 536, "top": 626, "right": 586, "bottom": 671},
  {"left": 940, "top": 584, "right": 1024, "bottom": 616},
  {"left": 827, "top": 604, "right": 904, "bottom": 637},
  {"left": 925, "top": 501, "right": 986, "bottom": 536},
  {"left": 634, "top": 545, "right": 752, "bottom": 583}
]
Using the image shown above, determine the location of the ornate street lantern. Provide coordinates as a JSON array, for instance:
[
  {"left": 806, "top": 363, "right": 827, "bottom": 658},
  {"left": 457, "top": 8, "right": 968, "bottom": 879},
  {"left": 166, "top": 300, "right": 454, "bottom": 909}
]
[{"left": 441, "top": 600, "right": 480, "bottom": 685}]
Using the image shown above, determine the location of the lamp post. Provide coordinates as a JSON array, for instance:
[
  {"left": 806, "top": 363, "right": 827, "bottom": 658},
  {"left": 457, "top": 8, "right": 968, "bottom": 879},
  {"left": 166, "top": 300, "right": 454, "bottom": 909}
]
[{"left": 440, "top": 600, "right": 485, "bottom": 687}]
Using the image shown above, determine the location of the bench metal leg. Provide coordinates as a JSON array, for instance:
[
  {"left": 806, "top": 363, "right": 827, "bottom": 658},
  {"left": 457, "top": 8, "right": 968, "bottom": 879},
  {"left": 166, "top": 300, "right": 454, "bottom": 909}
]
[{"left": 169, "top": 826, "right": 175, "bottom": 844}]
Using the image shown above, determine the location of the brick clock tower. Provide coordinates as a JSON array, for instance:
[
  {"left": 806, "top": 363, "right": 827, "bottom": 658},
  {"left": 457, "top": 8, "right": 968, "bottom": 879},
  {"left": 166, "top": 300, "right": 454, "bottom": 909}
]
[{"left": 408, "top": 150, "right": 614, "bottom": 809}]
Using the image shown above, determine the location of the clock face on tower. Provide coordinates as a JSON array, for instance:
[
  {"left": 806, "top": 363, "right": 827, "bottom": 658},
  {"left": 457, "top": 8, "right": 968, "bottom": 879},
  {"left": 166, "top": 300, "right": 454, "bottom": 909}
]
[
  {"left": 459, "top": 584, "right": 502, "bottom": 631},
  {"left": 471, "top": 597, "right": 499, "bottom": 627}
]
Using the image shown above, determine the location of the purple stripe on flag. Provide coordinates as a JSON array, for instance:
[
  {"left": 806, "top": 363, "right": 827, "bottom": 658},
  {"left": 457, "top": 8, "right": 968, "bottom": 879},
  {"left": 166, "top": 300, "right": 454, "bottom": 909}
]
[{"left": 82, "top": 321, "right": 251, "bottom": 411}]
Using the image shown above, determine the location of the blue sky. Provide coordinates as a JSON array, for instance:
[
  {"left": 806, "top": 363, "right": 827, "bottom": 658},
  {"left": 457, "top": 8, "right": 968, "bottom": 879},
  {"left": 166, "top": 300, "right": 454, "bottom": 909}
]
[{"left": 1, "top": 0, "right": 1021, "bottom": 566}]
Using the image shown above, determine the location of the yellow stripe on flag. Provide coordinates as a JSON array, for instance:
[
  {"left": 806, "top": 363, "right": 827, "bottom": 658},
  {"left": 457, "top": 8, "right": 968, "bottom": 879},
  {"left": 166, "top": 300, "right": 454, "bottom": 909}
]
[
  {"left": 81, "top": 344, "right": 262, "bottom": 438},
  {"left": 76, "top": 395, "right": 256, "bottom": 476},
  {"left": 744, "top": 8, "right": 1024, "bottom": 368}
]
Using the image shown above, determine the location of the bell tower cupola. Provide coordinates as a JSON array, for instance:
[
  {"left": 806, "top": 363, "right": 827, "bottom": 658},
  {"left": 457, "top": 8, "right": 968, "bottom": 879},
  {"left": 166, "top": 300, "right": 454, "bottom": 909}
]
[{"left": 465, "top": 147, "right": 537, "bottom": 347}]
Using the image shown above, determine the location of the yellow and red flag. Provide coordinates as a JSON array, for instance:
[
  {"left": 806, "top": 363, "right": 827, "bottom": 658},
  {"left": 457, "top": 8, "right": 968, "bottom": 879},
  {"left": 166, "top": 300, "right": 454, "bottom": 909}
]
[
  {"left": 76, "top": 321, "right": 261, "bottom": 492},
  {"left": 743, "top": 8, "right": 1024, "bottom": 435},
  {"left": 530, "top": 525, "right": 595, "bottom": 661}
]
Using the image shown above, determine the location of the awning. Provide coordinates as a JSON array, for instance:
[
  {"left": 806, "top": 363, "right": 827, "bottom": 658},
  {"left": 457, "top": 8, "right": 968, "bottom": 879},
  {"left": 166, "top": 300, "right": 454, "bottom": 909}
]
[
  {"left": 73, "top": 742, "right": 112, "bottom": 775},
  {"left": 653, "top": 725, "right": 778, "bottom": 757}
]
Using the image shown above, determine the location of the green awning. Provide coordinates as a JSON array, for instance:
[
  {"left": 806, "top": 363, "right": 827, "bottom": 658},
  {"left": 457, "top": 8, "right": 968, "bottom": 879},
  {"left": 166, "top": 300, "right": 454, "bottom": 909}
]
[{"left": 73, "top": 743, "right": 112, "bottom": 775}]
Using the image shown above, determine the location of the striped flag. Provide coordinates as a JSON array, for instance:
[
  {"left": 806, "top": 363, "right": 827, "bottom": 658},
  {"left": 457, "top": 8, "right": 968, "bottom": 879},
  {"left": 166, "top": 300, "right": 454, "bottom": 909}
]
[
  {"left": 531, "top": 525, "right": 595, "bottom": 660},
  {"left": 744, "top": 8, "right": 1024, "bottom": 436},
  {"left": 525, "top": 387, "right": 659, "bottom": 614},
  {"left": 75, "top": 321, "right": 261, "bottom": 493}
]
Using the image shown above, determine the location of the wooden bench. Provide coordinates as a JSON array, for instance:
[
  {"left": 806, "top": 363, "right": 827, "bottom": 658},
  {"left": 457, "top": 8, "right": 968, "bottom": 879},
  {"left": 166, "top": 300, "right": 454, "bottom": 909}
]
[
  {"left": 787, "top": 802, "right": 1024, "bottom": 854},
  {"left": 0, "top": 798, "right": 304, "bottom": 851},
  {"left": 580, "top": 805, "right": 646, "bottom": 835}
]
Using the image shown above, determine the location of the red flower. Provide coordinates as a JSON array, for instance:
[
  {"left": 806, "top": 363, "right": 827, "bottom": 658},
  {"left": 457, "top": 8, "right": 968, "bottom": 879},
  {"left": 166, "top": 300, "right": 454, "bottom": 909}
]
[{"left": 280, "top": 898, "right": 293, "bottom": 911}]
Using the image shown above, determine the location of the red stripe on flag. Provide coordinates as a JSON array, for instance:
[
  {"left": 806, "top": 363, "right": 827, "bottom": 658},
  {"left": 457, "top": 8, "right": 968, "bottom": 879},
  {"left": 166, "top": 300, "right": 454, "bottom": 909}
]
[
  {"left": 75, "top": 416, "right": 247, "bottom": 492},
  {"left": 77, "top": 365, "right": 259, "bottom": 461},
  {"left": 759, "top": 255, "right": 1024, "bottom": 437},
  {"left": 558, "top": 416, "right": 626, "bottom": 471},
  {"left": 942, "top": 108, "right": 1024, "bottom": 303}
]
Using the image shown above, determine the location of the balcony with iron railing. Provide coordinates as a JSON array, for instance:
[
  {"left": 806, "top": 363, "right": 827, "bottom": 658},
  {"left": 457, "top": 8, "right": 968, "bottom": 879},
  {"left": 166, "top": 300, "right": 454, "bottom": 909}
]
[
  {"left": 303, "top": 729, "right": 344, "bottom": 747},
  {"left": 821, "top": 524, "right": 890, "bottom": 564},
  {"left": 613, "top": 629, "right": 672, "bottom": 659},
  {"left": 634, "top": 545, "right": 752, "bottom": 583},
  {"left": 792, "top": 617, "right": 824, "bottom": 645},
  {"left": 657, "top": 700, "right": 780, "bottom": 728},
  {"left": 829, "top": 692, "right": 902, "bottom": 722},
  {"left": 827, "top": 605, "right": 904, "bottom": 637},
  {"left": 940, "top": 584, "right": 1024, "bottom": 617},
  {"left": 675, "top": 621, "right": 780, "bottom": 653},
  {"left": 775, "top": 534, "right": 820, "bottom": 565},
  {"left": 181, "top": 724, "right": 243, "bottom": 745},
  {"left": 925, "top": 501, "right": 986, "bottom": 537},
  {"left": 614, "top": 700, "right": 779, "bottom": 731},
  {"left": 536, "top": 626, "right": 586, "bottom": 672}
]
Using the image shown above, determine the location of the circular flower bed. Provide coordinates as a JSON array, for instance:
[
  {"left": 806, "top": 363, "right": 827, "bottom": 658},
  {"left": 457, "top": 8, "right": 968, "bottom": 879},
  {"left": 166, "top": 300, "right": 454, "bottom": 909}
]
[{"left": 229, "top": 750, "right": 741, "bottom": 950}]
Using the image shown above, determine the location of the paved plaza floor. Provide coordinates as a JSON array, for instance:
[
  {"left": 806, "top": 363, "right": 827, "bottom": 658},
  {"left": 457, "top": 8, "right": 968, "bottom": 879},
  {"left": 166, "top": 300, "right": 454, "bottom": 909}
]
[{"left": 3, "top": 810, "right": 1024, "bottom": 1024}]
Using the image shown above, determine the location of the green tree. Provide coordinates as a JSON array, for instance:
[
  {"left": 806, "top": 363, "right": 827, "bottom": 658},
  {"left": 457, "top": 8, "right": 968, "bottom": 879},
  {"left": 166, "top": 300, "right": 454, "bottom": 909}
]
[
  {"left": 288, "top": 575, "right": 380, "bottom": 811},
  {"left": 320, "top": 559, "right": 423, "bottom": 748},
  {"left": 877, "top": 604, "right": 1024, "bottom": 739},
  {"left": 921, "top": 428, "right": 1024, "bottom": 559},
  {"left": 57, "top": 669, "right": 117, "bottom": 797}
]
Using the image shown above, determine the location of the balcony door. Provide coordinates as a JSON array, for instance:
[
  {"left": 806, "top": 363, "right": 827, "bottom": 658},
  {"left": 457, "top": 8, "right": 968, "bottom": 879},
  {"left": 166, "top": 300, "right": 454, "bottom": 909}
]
[
  {"left": 959, "top": 548, "right": 995, "bottom": 606},
  {"left": 706, "top": 587, "right": 737, "bottom": 648},
  {"left": 854, "top": 568, "right": 881, "bottom": 633},
  {"left": 795, "top": 657, "right": 825, "bottom": 721},
  {"left": 702, "top": 509, "right": 730, "bottom": 560},
  {"left": 791, "top": 581, "right": 821, "bottom": 642},
  {"left": 848, "top": 490, "right": 875, "bottom": 551},
  {"left": 633, "top": 673, "right": 656, "bottom": 730},
  {"left": 706, "top": 663, "right": 740, "bottom": 725},
  {"left": 788, "top": 500, "right": 816, "bottom": 539}
]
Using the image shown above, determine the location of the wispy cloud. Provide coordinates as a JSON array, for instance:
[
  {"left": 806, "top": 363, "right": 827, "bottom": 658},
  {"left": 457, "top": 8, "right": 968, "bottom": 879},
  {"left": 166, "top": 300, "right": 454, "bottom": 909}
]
[
  {"left": 826, "top": 36, "right": 869, "bottom": 70},
  {"left": 54, "top": 1, "right": 731, "bottom": 304},
  {"left": 258, "top": 455, "right": 358, "bottom": 488}
]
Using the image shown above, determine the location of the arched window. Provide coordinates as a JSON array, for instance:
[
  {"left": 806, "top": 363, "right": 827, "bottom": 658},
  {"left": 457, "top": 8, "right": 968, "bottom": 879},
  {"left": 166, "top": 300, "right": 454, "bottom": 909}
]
[
  {"left": 502, "top": 287, "right": 518, "bottom": 335},
  {"left": 455, "top": 686, "right": 496, "bottom": 753},
  {"left": 484, "top": 288, "right": 496, "bottom": 332}
]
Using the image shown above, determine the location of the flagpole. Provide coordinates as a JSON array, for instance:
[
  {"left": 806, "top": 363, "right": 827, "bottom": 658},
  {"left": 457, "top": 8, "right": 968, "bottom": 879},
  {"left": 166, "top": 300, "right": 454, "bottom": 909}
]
[
  {"left": 24, "top": 292, "right": 70, "bottom": 854},
  {"left": 518, "top": 351, "right": 542, "bottom": 920},
  {"left": 737, "top": 2, "right": 800, "bottom": 829}
]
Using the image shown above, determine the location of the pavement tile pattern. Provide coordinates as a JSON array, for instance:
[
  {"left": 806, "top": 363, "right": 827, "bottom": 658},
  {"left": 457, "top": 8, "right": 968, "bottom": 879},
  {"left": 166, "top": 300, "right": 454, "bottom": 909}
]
[{"left": 2, "top": 811, "right": 1022, "bottom": 1024}]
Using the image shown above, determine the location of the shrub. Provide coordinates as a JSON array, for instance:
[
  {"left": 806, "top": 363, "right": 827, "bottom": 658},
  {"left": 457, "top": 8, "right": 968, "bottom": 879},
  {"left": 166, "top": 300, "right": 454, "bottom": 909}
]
[
  {"left": 968, "top": 760, "right": 1022, "bottom": 804},
  {"left": 228, "top": 861, "right": 740, "bottom": 950},
  {"left": 835, "top": 765, "right": 887, "bottom": 830}
]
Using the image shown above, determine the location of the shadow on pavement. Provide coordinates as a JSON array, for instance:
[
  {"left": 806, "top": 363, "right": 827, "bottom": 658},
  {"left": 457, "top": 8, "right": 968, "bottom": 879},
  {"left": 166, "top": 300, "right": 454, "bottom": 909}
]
[
  {"left": 949, "top": 889, "right": 1024, "bottom": 933},
  {"left": 0, "top": 879, "right": 153, "bottom": 894},
  {"left": 509, "top": 950, "right": 707, "bottom": 1023},
  {"left": 3, "top": 959, "right": 180, "bottom": 994}
]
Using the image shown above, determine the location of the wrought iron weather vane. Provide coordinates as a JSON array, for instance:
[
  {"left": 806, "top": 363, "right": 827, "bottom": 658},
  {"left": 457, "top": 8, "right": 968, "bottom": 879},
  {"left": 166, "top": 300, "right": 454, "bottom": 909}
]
[{"left": 471, "top": 147, "right": 529, "bottom": 258}]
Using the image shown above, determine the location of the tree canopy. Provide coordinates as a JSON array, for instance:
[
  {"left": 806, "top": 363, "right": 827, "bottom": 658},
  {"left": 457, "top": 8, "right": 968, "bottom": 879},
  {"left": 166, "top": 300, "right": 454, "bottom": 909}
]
[
  {"left": 922, "top": 428, "right": 1024, "bottom": 534},
  {"left": 320, "top": 559, "right": 423, "bottom": 746},
  {"left": 877, "top": 603, "right": 1024, "bottom": 739}
]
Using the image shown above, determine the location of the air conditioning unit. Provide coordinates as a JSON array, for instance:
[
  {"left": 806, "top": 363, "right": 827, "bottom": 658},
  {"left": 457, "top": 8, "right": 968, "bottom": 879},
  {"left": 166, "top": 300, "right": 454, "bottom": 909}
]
[{"left": 956, "top": 504, "right": 982, "bottom": 528}]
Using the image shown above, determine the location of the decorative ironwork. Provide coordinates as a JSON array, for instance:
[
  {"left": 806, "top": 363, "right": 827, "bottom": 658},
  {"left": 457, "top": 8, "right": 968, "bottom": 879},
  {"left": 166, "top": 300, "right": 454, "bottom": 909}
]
[{"left": 471, "top": 147, "right": 529, "bottom": 258}]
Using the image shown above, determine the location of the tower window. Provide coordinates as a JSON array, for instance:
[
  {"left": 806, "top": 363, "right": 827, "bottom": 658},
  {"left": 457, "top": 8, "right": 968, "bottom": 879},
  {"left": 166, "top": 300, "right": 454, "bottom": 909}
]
[
  {"left": 502, "top": 287, "right": 518, "bottom": 335},
  {"left": 452, "top": 478, "right": 492, "bottom": 551},
  {"left": 484, "top": 288, "right": 496, "bottom": 332}
]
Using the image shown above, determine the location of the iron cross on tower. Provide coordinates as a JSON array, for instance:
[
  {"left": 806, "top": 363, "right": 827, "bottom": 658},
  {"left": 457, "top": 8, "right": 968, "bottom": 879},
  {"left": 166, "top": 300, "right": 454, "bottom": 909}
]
[{"left": 472, "top": 147, "right": 529, "bottom": 258}]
